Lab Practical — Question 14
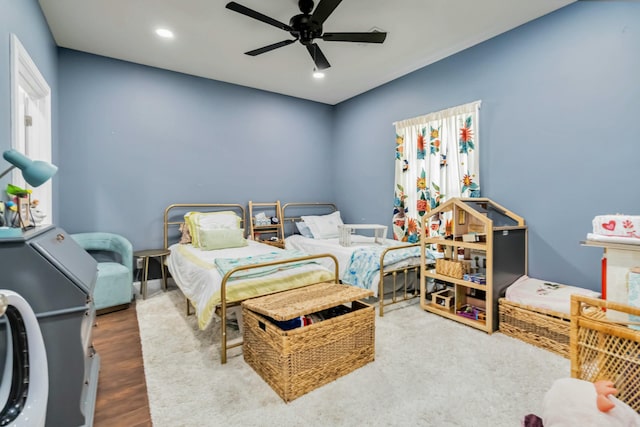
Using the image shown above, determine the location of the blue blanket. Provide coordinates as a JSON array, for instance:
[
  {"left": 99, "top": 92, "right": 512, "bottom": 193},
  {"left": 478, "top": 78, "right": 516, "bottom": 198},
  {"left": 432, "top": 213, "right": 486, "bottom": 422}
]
[
  {"left": 214, "top": 249, "right": 313, "bottom": 280},
  {"left": 342, "top": 245, "right": 432, "bottom": 290}
]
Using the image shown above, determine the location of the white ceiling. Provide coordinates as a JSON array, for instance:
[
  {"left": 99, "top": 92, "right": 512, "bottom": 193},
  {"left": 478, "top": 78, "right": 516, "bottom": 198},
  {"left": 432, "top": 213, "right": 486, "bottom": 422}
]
[{"left": 38, "top": 0, "right": 575, "bottom": 105}]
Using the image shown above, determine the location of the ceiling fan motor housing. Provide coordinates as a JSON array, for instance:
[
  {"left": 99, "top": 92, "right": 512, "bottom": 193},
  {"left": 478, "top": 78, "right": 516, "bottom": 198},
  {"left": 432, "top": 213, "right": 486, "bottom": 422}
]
[{"left": 289, "top": 13, "right": 323, "bottom": 45}]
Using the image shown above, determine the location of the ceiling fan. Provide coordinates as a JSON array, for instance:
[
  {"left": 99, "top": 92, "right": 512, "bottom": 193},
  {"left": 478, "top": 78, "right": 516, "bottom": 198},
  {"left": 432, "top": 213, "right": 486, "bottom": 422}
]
[{"left": 225, "top": 0, "right": 387, "bottom": 70}]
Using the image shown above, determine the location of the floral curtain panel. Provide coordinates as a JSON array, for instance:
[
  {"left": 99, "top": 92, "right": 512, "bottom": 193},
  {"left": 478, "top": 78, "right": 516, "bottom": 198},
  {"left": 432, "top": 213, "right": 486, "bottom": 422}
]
[{"left": 392, "top": 100, "right": 481, "bottom": 242}]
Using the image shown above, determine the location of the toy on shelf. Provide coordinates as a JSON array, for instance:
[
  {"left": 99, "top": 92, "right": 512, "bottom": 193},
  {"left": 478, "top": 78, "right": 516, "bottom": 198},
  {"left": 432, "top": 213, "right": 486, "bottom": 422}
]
[{"left": 6, "top": 183, "right": 33, "bottom": 229}]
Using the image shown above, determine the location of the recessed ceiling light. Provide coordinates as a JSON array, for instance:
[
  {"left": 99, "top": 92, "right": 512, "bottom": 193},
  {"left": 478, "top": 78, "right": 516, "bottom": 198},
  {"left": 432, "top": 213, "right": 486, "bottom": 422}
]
[
  {"left": 155, "top": 28, "right": 174, "bottom": 39},
  {"left": 313, "top": 68, "right": 325, "bottom": 79}
]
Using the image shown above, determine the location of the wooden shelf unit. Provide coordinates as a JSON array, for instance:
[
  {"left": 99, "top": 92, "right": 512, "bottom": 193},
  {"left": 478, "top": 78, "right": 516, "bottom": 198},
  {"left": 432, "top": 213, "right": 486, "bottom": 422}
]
[
  {"left": 419, "top": 198, "right": 528, "bottom": 332},
  {"left": 248, "top": 200, "right": 285, "bottom": 249}
]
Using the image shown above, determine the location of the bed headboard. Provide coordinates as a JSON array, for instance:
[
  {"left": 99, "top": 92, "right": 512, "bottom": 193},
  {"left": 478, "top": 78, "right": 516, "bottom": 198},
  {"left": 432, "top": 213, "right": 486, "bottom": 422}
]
[
  {"left": 163, "top": 203, "right": 246, "bottom": 249},
  {"left": 281, "top": 202, "right": 337, "bottom": 237}
]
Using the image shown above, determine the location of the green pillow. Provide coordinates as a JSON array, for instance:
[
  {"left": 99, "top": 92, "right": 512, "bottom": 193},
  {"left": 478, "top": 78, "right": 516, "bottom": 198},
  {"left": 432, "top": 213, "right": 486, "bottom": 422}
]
[
  {"left": 199, "top": 228, "right": 247, "bottom": 250},
  {"left": 184, "top": 211, "right": 242, "bottom": 248}
]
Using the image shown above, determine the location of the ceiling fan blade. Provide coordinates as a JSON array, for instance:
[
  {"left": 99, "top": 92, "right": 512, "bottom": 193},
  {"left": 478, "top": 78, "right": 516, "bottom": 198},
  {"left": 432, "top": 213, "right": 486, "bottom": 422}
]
[
  {"left": 225, "top": 2, "right": 293, "bottom": 32},
  {"left": 306, "top": 43, "right": 331, "bottom": 70},
  {"left": 245, "top": 39, "right": 296, "bottom": 56},
  {"left": 310, "top": 0, "right": 342, "bottom": 25},
  {"left": 322, "top": 32, "right": 387, "bottom": 43}
]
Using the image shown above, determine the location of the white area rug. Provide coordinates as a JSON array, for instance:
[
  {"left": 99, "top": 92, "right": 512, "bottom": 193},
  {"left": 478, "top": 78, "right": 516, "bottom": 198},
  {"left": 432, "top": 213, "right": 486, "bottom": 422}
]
[{"left": 137, "top": 288, "right": 569, "bottom": 427}]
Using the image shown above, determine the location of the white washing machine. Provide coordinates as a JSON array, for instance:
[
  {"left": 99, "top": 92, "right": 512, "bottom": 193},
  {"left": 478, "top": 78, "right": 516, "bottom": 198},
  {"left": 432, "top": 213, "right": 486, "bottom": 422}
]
[{"left": 0, "top": 290, "right": 48, "bottom": 427}]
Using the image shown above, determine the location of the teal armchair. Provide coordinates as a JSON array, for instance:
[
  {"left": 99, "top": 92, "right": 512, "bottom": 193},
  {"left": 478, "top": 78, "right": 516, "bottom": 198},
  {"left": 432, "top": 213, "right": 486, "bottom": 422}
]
[{"left": 71, "top": 232, "right": 133, "bottom": 313}]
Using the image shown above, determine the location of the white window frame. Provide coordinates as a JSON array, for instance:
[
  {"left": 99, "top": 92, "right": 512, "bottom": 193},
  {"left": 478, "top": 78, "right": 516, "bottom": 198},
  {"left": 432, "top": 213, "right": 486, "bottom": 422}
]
[{"left": 10, "top": 34, "right": 53, "bottom": 224}]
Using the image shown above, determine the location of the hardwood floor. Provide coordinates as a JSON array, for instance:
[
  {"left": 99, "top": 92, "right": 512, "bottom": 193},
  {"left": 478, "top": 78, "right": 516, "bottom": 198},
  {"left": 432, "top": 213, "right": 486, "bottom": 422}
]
[{"left": 92, "top": 302, "right": 152, "bottom": 427}]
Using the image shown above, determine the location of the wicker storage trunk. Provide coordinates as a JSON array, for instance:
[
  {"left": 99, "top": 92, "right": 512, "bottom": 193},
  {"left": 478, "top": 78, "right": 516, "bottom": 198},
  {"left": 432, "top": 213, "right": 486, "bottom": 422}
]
[
  {"left": 242, "top": 282, "right": 375, "bottom": 402},
  {"left": 498, "top": 298, "right": 570, "bottom": 358},
  {"left": 571, "top": 295, "right": 640, "bottom": 412}
]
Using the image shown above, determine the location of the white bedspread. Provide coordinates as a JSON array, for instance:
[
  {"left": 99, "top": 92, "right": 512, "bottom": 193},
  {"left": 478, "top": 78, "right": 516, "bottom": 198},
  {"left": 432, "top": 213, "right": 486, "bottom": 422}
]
[
  {"left": 167, "top": 240, "right": 333, "bottom": 329},
  {"left": 505, "top": 275, "right": 600, "bottom": 314},
  {"left": 284, "top": 234, "right": 429, "bottom": 296}
]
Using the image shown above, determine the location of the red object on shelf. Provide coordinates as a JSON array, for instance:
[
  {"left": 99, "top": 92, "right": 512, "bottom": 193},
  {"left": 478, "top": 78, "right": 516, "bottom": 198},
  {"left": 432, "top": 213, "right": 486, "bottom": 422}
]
[
  {"left": 601, "top": 256, "right": 607, "bottom": 301},
  {"left": 601, "top": 255, "right": 607, "bottom": 312}
]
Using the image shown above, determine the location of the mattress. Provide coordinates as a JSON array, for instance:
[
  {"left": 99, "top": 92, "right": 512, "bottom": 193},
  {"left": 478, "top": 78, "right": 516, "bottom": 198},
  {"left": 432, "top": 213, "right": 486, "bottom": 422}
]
[
  {"left": 505, "top": 275, "right": 600, "bottom": 314},
  {"left": 284, "top": 234, "right": 433, "bottom": 296},
  {"left": 167, "top": 240, "right": 333, "bottom": 329}
]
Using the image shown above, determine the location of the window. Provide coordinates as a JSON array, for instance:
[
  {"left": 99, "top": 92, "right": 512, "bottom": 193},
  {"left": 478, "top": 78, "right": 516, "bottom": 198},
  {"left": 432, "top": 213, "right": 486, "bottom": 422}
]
[{"left": 392, "top": 100, "right": 481, "bottom": 242}]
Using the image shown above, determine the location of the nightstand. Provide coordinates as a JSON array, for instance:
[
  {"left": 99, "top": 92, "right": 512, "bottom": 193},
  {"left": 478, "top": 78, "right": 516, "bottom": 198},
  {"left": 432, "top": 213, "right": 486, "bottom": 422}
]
[{"left": 134, "top": 248, "right": 171, "bottom": 299}]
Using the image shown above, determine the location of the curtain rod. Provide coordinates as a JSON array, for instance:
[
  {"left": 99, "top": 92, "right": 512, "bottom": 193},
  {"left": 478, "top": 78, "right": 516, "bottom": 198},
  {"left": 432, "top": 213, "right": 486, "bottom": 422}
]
[{"left": 391, "top": 99, "right": 481, "bottom": 127}]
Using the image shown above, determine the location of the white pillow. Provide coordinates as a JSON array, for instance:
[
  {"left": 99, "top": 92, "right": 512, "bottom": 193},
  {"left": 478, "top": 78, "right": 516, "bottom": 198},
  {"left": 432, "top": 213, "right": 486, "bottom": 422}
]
[
  {"left": 295, "top": 221, "right": 314, "bottom": 238},
  {"left": 301, "top": 211, "right": 344, "bottom": 239},
  {"left": 194, "top": 212, "right": 241, "bottom": 230}
]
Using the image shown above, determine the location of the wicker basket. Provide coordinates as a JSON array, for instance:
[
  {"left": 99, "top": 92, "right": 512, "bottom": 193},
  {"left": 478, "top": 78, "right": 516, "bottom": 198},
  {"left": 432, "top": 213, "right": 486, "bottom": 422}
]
[
  {"left": 242, "top": 283, "right": 374, "bottom": 402},
  {"left": 432, "top": 288, "right": 455, "bottom": 309},
  {"left": 499, "top": 298, "right": 570, "bottom": 358},
  {"left": 570, "top": 295, "right": 640, "bottom": 412},
  {"left": 435, "top": 258, "right": 464, "bottom": 279}
]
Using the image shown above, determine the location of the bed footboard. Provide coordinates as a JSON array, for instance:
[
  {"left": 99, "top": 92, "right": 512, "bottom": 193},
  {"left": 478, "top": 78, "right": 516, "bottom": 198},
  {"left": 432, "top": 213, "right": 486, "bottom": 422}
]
[
  {"left": 219, "top": 253, "right": 339, "bottom": 364},
  {"left": 377, "top": 243, "right": 424, "bottom": 316}
]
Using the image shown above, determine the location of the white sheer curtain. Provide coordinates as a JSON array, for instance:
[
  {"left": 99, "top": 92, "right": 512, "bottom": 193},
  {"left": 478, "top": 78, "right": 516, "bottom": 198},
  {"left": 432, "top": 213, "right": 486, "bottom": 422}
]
[{"left": 392, "top": 100, "right": 481, "bottom": 242}]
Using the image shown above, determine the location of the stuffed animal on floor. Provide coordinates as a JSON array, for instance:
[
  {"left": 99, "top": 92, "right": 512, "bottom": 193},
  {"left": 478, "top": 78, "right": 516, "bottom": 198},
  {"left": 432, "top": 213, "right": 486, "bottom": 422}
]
[{"left": 541, "top": 378, "right": 640, "bottom": 427}]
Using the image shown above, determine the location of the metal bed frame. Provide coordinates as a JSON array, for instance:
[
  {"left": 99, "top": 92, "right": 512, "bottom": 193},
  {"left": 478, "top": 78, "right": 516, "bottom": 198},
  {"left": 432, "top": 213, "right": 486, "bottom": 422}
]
[
  {"left": 163, "top": 203, "right": 338, "bottom": 364},
  {"left": 281, "top": 202, "right": 422, "bottom": 317}
]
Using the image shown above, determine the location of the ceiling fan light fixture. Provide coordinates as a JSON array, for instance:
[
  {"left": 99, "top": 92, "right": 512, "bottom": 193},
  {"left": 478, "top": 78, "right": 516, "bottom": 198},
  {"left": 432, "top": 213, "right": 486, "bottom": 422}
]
[
  {"left": 313, "top": 68, "right": 325, "bottom": 79},
  {"left": 155, "top": 28, "right": 175, "bottom": 39}
]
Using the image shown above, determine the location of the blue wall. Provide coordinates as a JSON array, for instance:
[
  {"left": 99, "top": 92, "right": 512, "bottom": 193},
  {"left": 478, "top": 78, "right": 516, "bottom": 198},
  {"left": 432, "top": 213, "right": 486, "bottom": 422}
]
[
  {"left": 0, "top": 0, "right": 58, "bottom": 215},
  {"left": 57, "top": 50, "right": 334, "bottom": 248},
  {"left": 333, "top": 1, "right": 640, "bottom": 290},
  {"left": 4, "top": 1, "right": 639, "bottom": 290}
]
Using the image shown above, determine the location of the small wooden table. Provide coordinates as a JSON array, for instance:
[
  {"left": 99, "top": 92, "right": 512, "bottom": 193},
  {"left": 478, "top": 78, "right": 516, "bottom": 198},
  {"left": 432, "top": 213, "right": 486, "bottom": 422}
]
[{"left": 134, "top": 248, "right": 171, "bottom": 299}]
